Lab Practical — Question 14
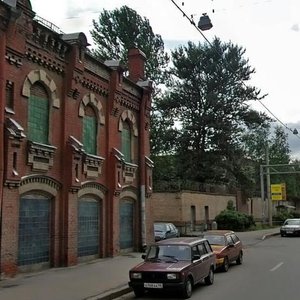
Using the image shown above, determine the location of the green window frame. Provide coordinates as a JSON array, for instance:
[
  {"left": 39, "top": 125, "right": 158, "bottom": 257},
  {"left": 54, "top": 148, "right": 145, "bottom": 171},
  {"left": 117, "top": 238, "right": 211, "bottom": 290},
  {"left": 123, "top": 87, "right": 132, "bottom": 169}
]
[
  {"left": 83, "top": 115, "right": 97, "bottom": 155},
  {"left": 28, "top": 95, "right": 49, "bottom": 144},
  {"left": 122, "top": 122, "right": 131, "bottom": 162}
]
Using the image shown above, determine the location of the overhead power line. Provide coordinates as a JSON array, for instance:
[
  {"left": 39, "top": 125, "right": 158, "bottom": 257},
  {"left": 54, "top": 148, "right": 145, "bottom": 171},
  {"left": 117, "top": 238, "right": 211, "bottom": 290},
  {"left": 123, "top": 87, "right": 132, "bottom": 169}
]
[{"left": 170, "top": 0, "right": 300, "bottom": 140}]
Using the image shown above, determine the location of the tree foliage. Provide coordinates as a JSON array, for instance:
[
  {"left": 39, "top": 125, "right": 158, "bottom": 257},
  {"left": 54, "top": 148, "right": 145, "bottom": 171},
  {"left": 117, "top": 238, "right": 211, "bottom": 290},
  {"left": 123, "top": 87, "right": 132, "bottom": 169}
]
[
  {"left": 90, "top": 5, "right": 169, "bottom": 85},
  {"left": 89, "top": 6, "right": 296, "bottom": 198},
  {"left": 268, "top": 126, "right": 299, "bottom": 198},
  {"left": 90, "top": 5, "right": 172, "bottom": 156},
  {"left": 238, "top": 124, "right": 271, "bottom": 196},
  {"left": 269, "top": 126, "right": 290, "bottom": 165},
  {"left": 158, "top": 38, "right": 270, "bottom": 186}
]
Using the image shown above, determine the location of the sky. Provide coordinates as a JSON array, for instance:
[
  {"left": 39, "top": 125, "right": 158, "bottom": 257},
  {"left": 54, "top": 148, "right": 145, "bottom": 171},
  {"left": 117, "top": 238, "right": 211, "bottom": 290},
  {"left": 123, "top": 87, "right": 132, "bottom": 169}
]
[{"left": 30, "top": 0, "right": 300, "bottom": 157}]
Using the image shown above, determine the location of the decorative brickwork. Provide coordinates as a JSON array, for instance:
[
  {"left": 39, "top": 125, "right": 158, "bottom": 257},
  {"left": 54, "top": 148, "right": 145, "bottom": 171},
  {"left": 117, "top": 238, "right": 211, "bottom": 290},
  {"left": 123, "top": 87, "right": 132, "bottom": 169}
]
[
  {"left": 0, "top": 0, "right": 152, "bottom": 277},
  {"left": 27, "top": 140, "right": 56, "bottom": 171}
]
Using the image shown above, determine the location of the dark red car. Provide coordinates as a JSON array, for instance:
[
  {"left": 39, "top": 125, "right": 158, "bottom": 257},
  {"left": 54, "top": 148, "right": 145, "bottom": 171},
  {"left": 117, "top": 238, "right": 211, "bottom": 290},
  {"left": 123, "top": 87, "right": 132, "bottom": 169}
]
[{"left": 128, "top": 237, "right": 216, "bottom": 299}]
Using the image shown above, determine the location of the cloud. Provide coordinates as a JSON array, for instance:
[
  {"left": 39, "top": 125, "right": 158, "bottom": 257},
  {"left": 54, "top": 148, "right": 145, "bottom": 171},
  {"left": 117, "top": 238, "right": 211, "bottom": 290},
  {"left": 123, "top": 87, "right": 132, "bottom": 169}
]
[
  {"left": 65, "top": 1, "right": 103, "bottom": 19},
  {"left": 291, "top": 23, "right": 299, "bottom": 32},
  {"left": 164, "top": 39, "right": 189, "bottom": 50}
]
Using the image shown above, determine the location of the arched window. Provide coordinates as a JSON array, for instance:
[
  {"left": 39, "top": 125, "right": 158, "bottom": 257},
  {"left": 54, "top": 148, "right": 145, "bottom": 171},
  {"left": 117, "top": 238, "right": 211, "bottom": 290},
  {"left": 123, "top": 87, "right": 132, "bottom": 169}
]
[
  {"left": 83, "top": 105, "right": 97, "bottom": 155},
  {"left": 28, "top": 82, "right": 49, "bottom": 144},
  {"left": 122, "top": 121, "right": 131, "bottom": 162}
]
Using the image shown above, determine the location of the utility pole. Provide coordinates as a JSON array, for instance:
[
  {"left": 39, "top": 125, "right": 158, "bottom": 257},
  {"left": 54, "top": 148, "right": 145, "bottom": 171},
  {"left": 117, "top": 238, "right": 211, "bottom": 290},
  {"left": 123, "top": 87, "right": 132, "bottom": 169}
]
[
  {"left": 260, "top": 162, "right": 300, "bottom": 226},
  {"left": 260, "top": 165, "right": 265, "bottom": 223},
  {"left": 266, "top": 145, "right": 272, "bottom": 226}
]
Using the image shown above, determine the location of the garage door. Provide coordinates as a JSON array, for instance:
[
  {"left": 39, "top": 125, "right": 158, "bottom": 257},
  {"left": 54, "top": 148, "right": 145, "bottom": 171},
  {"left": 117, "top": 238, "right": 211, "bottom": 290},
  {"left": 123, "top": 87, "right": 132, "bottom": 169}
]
[
  {"left": 18, "top": 194, "right": 51, "bottom": 266},
  {"left": 78, "top": 198, "right": 99, "bottom": 257}
]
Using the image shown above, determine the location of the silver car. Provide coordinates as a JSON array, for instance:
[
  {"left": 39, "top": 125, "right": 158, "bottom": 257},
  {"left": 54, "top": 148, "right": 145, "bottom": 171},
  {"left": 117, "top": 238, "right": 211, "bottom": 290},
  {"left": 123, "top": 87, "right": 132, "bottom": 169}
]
[
  {"left": 280, "top": 218, "right": 300, "bottom": 237},
  {"left": 154, "top": 222, "right": 179, "bottom": 241}
]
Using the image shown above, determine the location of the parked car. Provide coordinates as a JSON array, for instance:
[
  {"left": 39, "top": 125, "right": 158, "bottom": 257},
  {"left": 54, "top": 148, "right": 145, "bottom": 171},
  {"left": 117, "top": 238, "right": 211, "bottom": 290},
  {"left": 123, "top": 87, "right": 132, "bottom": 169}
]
[
  {"left": 154, "top": 222, "right": 179, "bottom": 241},
  {"left": 280, "top": 218, "right": 300, "bottom": 236},
  {"left": 128, "top": 237, "right": 216, "bottom": 299},
  {"left": 202, "top": 230, "right": 243, "bottom": 272}
]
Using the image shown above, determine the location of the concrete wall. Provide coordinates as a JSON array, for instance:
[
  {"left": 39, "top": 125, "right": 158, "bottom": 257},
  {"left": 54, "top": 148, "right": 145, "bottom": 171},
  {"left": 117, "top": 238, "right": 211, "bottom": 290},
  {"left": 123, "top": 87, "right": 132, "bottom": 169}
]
[
  {"left": 151, "top": 191, "right": 237, "bottom": 234},
  {"left": 151, "top": 190, "right": 300, "bottom": 237},
  {"left": 247, "top": 197, "right": 266, "bottom": 221},
  {"left": 181, "top": 191, "right": 236, "bottom": 221}
]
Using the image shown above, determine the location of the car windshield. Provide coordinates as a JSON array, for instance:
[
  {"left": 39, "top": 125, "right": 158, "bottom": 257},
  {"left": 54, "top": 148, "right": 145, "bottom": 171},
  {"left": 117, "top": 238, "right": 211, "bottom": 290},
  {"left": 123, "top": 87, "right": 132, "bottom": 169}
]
[
  {"left": 284, "top": 220, "right": 300, "bottom": 225},
  {"left": 146, "top": 245, "right": 191, "bottom": 261},
  {"left": 154, "top": 224, "right": 166, "bottom": 232},
  {"left": 203, "top": 235, "right": 226, "bottom": 246}
]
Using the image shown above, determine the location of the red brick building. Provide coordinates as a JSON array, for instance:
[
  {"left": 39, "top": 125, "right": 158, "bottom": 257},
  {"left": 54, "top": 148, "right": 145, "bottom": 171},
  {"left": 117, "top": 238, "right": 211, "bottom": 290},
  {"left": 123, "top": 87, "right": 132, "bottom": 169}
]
[{"left": 0, "top": 0, "right": 154, "bottom": 277}]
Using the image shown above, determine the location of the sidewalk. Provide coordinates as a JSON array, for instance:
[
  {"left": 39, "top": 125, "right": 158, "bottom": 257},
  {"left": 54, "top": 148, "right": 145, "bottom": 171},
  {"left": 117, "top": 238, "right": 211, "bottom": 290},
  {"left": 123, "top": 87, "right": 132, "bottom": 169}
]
[
  {"left": 0, "top": 228, "right": 280, "bottom": 300},
  {"left": 0, "top": 252, "right": 143, "bottom": 300}
]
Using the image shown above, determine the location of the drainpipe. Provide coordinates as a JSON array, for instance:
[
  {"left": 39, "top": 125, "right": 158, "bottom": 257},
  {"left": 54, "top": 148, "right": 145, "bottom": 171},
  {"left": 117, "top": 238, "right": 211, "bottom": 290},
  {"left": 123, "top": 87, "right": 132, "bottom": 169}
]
[
  {"left": 140, "top": 187, "right": 146, "bottom": 249},
  {"left": 0, "top": 29, "right": 6, "bottom": 277},
  {"left": 138, "top": 80, "right": 152, "bottom": 250},
  {"left": 139, "top": 94, "right": 147, "bottom": 250}
]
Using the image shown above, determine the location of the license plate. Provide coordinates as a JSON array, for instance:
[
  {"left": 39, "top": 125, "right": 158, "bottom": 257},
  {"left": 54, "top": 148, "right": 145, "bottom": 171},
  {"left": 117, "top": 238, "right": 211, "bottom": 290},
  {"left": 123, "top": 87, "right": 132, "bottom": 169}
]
[
  {"left": 144, "top": 282, "right": 163, "bottom": 289},
  {"left": 287, "top": 231, "right": 293, "bottom": 234}
]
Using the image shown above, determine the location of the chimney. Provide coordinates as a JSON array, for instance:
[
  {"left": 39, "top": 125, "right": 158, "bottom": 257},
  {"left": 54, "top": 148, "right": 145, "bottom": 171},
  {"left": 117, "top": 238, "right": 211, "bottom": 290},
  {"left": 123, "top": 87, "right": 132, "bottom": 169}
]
[{"left": 127, "top": 48, "right": 146, "bottom": 82}]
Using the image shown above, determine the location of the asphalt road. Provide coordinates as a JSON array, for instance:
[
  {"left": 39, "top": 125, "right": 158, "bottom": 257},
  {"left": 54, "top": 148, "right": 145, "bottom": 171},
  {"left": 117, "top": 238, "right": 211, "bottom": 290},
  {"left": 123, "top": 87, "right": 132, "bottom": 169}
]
[{"left": 118, "top": 233, "right": 300, "bottom": 300}]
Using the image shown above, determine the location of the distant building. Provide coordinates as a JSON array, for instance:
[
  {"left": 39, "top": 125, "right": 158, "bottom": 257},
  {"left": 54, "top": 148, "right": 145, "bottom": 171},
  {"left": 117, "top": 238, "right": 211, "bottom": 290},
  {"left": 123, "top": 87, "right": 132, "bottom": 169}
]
[{"left": 0, "top": 0, "right": 153, "bottom": 277}]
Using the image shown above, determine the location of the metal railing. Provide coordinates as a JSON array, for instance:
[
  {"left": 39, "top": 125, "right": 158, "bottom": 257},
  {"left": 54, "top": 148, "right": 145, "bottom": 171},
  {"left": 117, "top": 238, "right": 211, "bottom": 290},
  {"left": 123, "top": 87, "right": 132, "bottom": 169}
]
[{"left": 33, "top": 15, "right": 64, "bottom": 34}]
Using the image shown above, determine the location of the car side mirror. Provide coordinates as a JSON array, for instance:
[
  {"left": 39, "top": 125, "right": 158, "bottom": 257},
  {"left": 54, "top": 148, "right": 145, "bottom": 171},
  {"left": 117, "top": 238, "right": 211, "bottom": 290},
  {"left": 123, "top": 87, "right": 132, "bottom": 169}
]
[{"left": 142, "top": 254, "right": 146, "bottom": 260}]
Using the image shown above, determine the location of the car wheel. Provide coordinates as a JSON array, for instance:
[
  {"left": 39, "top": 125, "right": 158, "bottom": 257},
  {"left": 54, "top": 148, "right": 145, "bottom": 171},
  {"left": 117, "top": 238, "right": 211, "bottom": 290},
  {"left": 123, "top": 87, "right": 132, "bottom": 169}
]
[
  {"left": 221, "top": 257, "right": 229, "bottom": 272},
  {"left": 133, "top": 288, "right": 145, "bottom": 298},
  {"left": 204, "top": 267, "right": 214, "bottom": 285},
  {"left": 236, "top": 251, "right": 243, "bottom": 265},
  {"left": 182, "top": 277, "right": 193, "bottom": 299}
]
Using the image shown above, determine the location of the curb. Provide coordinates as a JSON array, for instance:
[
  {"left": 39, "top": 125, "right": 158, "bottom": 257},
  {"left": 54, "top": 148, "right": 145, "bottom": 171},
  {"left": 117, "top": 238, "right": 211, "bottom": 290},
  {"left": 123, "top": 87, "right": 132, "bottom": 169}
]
[
  {"left": 261, "top": 232, "right": 280, "bottom": 240},
  {"left": 85, "top": 285, "right": 132, "bottom": 300}
]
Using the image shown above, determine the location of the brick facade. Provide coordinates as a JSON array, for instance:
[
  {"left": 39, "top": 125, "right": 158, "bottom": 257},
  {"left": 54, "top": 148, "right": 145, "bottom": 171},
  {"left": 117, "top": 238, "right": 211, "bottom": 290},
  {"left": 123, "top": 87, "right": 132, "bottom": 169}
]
[{"left": 0, "top": 0, "right": 154, "bottom": 277}]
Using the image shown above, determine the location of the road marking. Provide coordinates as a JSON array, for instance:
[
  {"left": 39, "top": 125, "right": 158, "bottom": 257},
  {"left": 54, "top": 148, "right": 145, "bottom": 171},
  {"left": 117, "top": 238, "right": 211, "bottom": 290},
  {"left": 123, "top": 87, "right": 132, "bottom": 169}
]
[{"left": 270, "top": 262, "right": 283, "bottom": 272}]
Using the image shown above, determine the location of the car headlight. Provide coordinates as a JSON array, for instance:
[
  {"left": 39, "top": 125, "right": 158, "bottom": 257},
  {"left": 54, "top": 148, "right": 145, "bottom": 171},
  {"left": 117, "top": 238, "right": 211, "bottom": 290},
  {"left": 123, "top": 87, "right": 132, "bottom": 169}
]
[
  {"left": 131, "top": 272, "right": 142, "bottom": 279},
  {"left": 167, "top": 273, "right": 178, "bottom": 280}
]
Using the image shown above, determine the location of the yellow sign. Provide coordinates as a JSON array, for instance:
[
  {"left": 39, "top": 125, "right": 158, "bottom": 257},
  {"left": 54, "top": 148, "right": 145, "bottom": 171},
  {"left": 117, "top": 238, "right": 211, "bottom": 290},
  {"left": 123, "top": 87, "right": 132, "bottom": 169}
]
[
  {"left": 281, "top": 183, "right": 287, "bottom": 200},
  {"left": 271, "top": 183, "right": 286, "bottom": 201}
]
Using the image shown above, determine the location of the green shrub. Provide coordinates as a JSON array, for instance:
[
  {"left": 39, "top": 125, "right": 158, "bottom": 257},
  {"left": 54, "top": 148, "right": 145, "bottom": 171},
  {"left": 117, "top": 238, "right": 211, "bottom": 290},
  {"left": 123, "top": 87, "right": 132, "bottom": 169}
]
[
  {"left": 273, "top": 210, "right": 300, "bottom": 224},
  {"left": 273, "top": 211, "right": 292, "bottom": 224},
  {"left": 292, "top": 211, "right": 300, "bottom": 218},
  {"left": 215, "top": 210, "right": 255, "bottom": 231}
]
